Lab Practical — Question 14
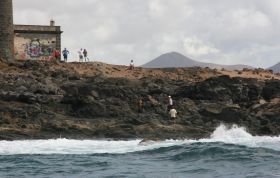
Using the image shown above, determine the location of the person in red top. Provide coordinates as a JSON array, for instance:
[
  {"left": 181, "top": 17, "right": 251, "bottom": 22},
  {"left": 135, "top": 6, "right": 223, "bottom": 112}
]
[{"left": 53, "top": 49, "right": 61, "bottom": 62}]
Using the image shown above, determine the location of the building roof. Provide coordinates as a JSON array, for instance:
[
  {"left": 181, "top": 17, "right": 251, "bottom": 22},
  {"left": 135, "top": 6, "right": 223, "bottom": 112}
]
[{"left": 14, "top": 24, "right": 63, "bottom": 34}]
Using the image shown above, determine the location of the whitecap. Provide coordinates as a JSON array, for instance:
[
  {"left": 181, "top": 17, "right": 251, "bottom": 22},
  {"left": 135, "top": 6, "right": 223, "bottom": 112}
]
[{"left": 0, "top": 124, "right": 279, "bottom": 155}]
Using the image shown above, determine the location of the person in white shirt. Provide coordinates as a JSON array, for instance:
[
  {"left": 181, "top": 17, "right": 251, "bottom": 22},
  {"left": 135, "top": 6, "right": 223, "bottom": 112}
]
[
  {"left": 78, "top": 48, "right": 83, "bottom": 62},
  {"left": 129, "top": 60, "right": 134, "bottom": 70},
  {"left": 169, "top": 96, "right": 173, "bottom": 105},
  {"left": 168, "top": 96, "right": 173, "bottom": 111},
  {"left": 169, "top": 107, "right": 177, "bottom": 124}
]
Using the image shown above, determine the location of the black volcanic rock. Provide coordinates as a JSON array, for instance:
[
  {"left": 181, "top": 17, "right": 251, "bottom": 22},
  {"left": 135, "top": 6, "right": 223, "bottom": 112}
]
[
  {"left": 0, "top": 61, "right": 279, "bottom": 140},
  {"left": 176, "top": 75, "right": 264, "bottom": 103},
  {"left": 262, "top": 80, "right": 280, "bottom": 100}
]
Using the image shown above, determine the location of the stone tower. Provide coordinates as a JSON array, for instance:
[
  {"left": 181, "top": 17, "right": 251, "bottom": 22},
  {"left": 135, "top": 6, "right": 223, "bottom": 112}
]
[{"left": 0, "top": 0, "right": 14, "bottom": 61}]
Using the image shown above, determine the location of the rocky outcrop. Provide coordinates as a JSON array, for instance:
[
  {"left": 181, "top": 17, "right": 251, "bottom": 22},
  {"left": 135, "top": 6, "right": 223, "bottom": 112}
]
[{"left": 0, "top": 61, "right": 279, "bottom": 140}]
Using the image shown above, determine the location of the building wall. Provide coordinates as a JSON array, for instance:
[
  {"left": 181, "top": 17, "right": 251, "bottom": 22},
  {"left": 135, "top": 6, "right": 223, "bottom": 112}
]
[
  {"left": 0, "top": 0, "right": 14, "bottom": 60},
  {"left": 14, "top": 24, "right": 62, "bottom": 61},
  {"left": 14, "top": 33, "right": 57, "bottom": 61}
]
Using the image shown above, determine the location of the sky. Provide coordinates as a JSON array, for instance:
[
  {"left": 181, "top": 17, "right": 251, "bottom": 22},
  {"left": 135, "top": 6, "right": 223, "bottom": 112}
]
[{"left": 13, "top": 0, "right": 280, "bottom": 68}]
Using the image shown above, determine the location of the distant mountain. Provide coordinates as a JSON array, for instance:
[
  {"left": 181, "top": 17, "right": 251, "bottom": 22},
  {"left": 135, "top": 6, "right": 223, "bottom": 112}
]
[
  {"left": 268, "top": 62, "right": 280, "bottom": 73},
  {"left": 142, "top": 52, "right": 253, "bottom": 70},
  {"left": 142, "top": 52, "right": 199, "bottom": 68}
]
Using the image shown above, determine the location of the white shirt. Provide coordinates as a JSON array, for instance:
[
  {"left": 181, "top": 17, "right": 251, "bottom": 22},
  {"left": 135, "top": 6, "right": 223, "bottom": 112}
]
[
  {"left": 169, "top": 98, "right": 173, "bottom": 105},
  {"left": 169, "top": 109, "right": 177, "bottom": 118}
]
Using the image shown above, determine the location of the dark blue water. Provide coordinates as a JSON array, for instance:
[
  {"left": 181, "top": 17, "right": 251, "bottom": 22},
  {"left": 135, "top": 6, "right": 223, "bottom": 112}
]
[{"left": 1, "top": 142, "right": 280, "bottom": 178}]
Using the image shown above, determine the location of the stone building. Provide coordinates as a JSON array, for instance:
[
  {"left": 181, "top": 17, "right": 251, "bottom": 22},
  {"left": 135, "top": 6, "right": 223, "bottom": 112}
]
[
  {"left": 0, "top": 0, "right": 63, "bottom": 61},
  {"left": 14, "top": 20, "right": 63, "bottom": 61}
]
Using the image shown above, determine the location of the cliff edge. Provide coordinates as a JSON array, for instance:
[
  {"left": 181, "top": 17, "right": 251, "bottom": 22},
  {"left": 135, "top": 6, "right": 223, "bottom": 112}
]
[{"left": 0, "top": 60, "right": 279, "bottom": 140}]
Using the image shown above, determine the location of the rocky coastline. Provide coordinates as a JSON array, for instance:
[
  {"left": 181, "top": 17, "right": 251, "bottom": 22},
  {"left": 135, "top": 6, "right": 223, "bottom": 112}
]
[{"left": 0, "top": 60, "right": 279, "bottom": 140}]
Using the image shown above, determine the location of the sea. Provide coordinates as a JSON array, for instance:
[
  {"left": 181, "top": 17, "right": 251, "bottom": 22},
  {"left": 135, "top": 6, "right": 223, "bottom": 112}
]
[{"left": 0, "top": 125, "right": 280, "bottom": 178}]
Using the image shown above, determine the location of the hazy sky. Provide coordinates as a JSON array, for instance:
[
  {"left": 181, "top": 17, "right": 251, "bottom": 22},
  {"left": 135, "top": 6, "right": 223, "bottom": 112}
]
[{"left": 14, "top": 0, "right": 280, "bottom": 67}]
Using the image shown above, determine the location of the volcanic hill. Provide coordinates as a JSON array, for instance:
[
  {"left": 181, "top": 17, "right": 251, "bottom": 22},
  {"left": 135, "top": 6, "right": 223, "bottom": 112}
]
[{"left": 142, "top": 52, "right": 253, "bottom": 70}]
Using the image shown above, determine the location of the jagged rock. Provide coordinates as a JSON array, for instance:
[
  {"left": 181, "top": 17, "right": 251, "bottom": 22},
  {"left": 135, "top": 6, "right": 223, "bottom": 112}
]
[
  {"left": 0, "top": 61, "right": 279, "bottom": 140},
  {"left": 262, "top": 80, "right": 280, "bottom": 100}
]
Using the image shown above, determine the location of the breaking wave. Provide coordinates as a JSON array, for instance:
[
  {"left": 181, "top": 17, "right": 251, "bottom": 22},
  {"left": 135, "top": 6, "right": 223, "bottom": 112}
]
[{"left": 0, "top": 124, "right": 279, "bottom": 155}]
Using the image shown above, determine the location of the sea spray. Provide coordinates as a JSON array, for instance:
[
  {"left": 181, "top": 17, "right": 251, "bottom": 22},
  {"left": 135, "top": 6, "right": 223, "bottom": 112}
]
[
  {"left": 199, "top": 124, "right": 280, "bottom": 150},
  {"left": 199, "top": 124, "right": 253, "bottom": 143},
  {"left": 0, "top": 124, "right": 280, "bottom": 155}
]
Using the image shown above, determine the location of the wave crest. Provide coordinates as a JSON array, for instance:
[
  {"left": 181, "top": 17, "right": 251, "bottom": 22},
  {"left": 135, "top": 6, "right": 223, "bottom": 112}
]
[{"left": 0, "top": 124, "right": 279, "bottom": 155}]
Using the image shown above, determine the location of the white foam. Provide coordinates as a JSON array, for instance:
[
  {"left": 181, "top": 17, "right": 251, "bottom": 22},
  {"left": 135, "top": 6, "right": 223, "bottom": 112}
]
[
  {"left": 0, "top": 124, "right": 279, "bottom": 155},
  {"left": 0, "top": 139, "right": 188, "bottom": 155},
  {"left": 200, "top": 124, "right": 280, "bottom": 150}
]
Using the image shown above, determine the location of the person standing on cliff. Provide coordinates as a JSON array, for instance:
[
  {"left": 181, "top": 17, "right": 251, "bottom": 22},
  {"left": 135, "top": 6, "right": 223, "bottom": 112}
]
[
  {"left": 78, "top": 48, "right": 83, "bottom": 62},
  {"left": 169, "top": 107, "right": 177, "bottom": 125},
  {"left": 129, "top": 60, "right": 134, "bottom": 70},
  {"left": 53, "top": 49, "right": 61, "bottom": 62},
  {"left": 62, "top": 48, "right": 69, "bottom": 62},
  {"left": 137, "top": 97, "right": 144, "bottom": 113},
  {"left": 167, "top": 95, "right": 173, "bottom": 111},
  {"left": 83, "top": 49, "right": 89, "bottom": 62}
]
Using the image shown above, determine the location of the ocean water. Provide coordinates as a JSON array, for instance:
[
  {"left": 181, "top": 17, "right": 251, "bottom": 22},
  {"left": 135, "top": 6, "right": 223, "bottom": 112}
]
[{"left": 0, "top": 125, "right": 280, "bottom": 178}]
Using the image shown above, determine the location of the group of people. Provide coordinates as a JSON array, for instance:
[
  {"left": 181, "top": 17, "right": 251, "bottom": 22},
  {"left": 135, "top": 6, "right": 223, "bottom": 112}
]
[
  {"left": 52, "top": 48, "right": 69, "bottom": 62},
  {"left": 78, "top": 48, "right": 89, "bottom": 62},
  {"left": 168, "top": 96, "right": 178, "bottom": 124},
  {"left": 138, "top": 95, "right": 178, "bottom": 125},
  {"left": 52, "top": 48, "right": 90, "bottom": 62},
  {"left": 54, "top": 50, "right": 135, "bottom": 65}
]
